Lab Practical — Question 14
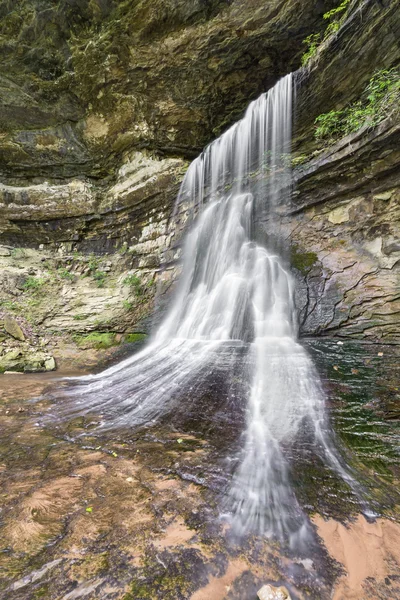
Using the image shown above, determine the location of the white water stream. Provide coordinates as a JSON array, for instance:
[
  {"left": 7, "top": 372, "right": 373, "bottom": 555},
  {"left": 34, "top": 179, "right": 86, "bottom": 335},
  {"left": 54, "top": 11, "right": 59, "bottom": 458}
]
[{"left": 53, "top": 74, "right": 362, "bottom": 549}]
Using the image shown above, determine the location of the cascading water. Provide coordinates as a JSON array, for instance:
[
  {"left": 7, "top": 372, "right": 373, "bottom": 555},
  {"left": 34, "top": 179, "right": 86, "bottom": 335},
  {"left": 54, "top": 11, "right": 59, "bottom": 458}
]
[{"left": 49, "top": 74, "right": 363, "bottom": 549}]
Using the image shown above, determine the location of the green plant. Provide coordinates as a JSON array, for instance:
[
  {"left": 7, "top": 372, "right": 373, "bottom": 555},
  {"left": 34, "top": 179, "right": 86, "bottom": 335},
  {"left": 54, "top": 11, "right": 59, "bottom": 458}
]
[
  {"left": 57, "top": 267, "right": 74, "bottom": 280},
  {"left": 118, "top": 243, "right": 128, "bottom": 254},
  {"left": 315, "top": 68, "right": 400, "bottom": 141},
  {"left": 322, "top": 0, "right": 350, "bottom": 21},
  {"left": 122, "top": 300, "right": 134, "bottom": 310},
  {"left": 93, "top": 270, "right": 107, "bottom": 287},
  {"left": 0, "top": 299, "right": 19, "bottom": 311},
  {"left": 87, "top": 254, "right": 100, "bottom": 272},
  {"left": 86, "top": 253, "right": 108, "bottom": 287},
  {"left": 122, "top": 274, "right": 144, "bottom": 296},
  {"left": 22, "top": 276, "right": 45, "bottom": 291},
  {"left": 73, "top": 314, "right": 86, "bottom": 321},
  {"left": 301, "top": 33, "right": 321, "bottom": 66},
  {"left": 301, "top": 0, "right": 351, "bottom": 66},
  {"left": 10, "top": 247, "right": 25, "bottom": 259}
]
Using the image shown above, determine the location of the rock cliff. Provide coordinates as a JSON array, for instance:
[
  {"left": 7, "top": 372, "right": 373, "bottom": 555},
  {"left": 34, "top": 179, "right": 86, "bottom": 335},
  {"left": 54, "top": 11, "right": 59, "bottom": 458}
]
[{"left": 0, "top": 0, "right": 399, "bottom": 360}]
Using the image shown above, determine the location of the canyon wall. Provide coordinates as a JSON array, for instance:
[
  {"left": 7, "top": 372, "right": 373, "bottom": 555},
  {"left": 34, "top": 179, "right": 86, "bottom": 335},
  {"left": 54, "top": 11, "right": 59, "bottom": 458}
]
[{"left": 0, "top": 0, "right": 399, "bottom": 362}]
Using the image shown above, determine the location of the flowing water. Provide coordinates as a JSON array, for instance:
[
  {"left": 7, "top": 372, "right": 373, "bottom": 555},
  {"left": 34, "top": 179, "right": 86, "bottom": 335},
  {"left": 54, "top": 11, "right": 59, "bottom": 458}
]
[{"left": 47, "top": 75, "right": 368, "bottom": 550}]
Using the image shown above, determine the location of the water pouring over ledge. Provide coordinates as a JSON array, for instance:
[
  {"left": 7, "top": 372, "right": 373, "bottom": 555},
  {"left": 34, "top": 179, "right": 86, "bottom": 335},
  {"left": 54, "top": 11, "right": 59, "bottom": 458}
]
[{"left": 47, "top": 74, "right": 364, "bottom": 549}]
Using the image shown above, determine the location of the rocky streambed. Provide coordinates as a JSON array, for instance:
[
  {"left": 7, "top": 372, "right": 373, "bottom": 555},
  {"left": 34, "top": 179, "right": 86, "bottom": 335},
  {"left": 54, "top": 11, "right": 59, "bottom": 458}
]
[{"left": 0, "top": 340, "right": 399, "bottom": 600}]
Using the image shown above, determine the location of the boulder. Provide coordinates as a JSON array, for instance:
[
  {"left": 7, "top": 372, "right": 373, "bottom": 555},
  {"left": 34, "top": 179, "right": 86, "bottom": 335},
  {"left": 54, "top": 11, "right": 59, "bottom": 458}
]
[
  {"left": 45, "top": 357, "right": 56, "bottom": 371},
  {"left": 4, "top": 315, "right": 25, "bottom": 341},
  {"left": 0, "top": 348, "right": 56, "bottom": 373}
]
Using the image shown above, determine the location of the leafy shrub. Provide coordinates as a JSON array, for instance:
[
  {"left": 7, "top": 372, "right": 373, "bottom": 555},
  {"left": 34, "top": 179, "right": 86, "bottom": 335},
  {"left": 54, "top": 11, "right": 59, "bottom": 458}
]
[
  {"left": 58, "top": 267, "right": 74, "bottom": 280},
  {"left": 93, "top": 270, "right": 107, "bottom": 287},
  {"left": 301, "top": 34, "right": 321, "bottom": 66},
  {"left": 315, "top": 68, "right": 400, "bottom": 141},
  {"left": 301, "top": 0, "right": 350, "bottom": 66},
  {"left": 23, "top": 276, "right": 45, "bottom": 291},
  {"left": 122, "top": 300, "right": 134, "bottom": 310},
  {"left": 122, "top": 274, "right": 144, "bottom": 296},
  {"left": 322, "top": 0, "right": 350, "bottom": 21}
]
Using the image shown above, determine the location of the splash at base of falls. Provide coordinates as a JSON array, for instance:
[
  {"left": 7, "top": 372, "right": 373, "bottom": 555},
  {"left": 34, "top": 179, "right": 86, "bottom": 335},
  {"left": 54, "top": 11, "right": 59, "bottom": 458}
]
[{"left": 46, "top": 74, "right": 366, "bottom": 550}]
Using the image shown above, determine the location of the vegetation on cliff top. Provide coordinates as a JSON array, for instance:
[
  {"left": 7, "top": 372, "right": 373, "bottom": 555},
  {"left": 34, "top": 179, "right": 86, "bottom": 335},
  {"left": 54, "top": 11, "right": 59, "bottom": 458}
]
[
  {"left": 301, "top": 0, "right": 350, "bottom": 66},
  {"left": 314, "top": 68, "right": 400, "bottom": 141}
]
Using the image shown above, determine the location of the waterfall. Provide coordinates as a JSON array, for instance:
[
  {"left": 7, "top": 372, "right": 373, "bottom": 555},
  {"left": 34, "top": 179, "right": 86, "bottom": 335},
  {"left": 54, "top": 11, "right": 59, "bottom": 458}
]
[{"left": 49, "top": 74, "right": 362, "bottom": 549}]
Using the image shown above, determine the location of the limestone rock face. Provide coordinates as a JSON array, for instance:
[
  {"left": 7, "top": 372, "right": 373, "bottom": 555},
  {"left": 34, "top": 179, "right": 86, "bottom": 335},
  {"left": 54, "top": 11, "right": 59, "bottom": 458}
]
[
  {"left": 284, "top": 0, "right": 400, "bottom": 343},
  {"left": 0, "top": 0, "right": 398, "bottom": 343},
  {"left": 0, "top": 0, "right": 336, "bottom": 181},
  {"left": 287, "top": 120, "right": 400, "bottom": 342}
]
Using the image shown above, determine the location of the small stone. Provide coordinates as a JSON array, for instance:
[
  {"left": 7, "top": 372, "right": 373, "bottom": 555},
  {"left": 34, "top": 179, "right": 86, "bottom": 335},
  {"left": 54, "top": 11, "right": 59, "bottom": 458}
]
[
  {"left": 257, "top": 584, "right": 291, "bottom": 600},
  {"left": 0, "top": 246, "right": 11, "bottom": 256},
  {"left": 373, "top": 191, "right": 392, "bottom": 201},
  {"left": 3, "top": 371, "right": 20, "bottom": 375},
  {"left": 337, "top": 341, "right": 344, "bottom": 345},
  {"left": 39, "top": 244, "right": 44, "bottom": 250},
  {"left": 4, "top": 316, "right": 25, "bottom": 341},
  {"left": 45, "top": 357, "right": 56, "bottom": 371},
  {"left": 126, "top": 477, "right": 133, "bottom": 482}
]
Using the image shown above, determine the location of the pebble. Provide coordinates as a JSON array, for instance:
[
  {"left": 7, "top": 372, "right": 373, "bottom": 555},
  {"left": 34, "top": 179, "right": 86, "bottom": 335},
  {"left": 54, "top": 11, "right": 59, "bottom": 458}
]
[{"left": 257, "top": 584, "right": 291, "bottom": 600}]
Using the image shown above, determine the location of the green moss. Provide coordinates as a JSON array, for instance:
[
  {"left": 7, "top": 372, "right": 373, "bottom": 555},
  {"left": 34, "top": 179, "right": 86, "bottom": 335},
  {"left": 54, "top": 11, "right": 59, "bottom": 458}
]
[
  {"left": 122, "top": 581, "right": 153, "bottom": 600},
  {"left": 291, "top": 247, "right": 318, "bottom": 274},
  {"left": 124, "top": 333, "right": 147, "bottom": 343},
  {"left": 10, "top": 248, "right": 25, "bottom": 259},
  {"left": 291, "top": 154, "right": 309, "bottom": 167},
  {"left": 73, "top": 332, "right": 119, "bottom": 349},
  {"left": 33, "top": 586, "right": 49, "bottom": 598}
]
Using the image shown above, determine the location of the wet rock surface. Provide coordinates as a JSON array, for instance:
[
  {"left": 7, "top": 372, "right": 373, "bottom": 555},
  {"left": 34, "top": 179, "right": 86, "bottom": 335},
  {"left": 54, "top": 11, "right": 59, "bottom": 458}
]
[
  {"left": 0, "top": 1, "right": 398, "bottom": 344},
  {"left": 0, "top": 340, "right": 399, "bottom": 599}
]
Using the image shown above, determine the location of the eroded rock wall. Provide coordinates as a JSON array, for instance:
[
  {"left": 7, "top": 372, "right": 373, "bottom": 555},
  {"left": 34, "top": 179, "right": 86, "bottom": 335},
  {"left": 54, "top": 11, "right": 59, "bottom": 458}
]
[
  {"left": 287, "top": 0, "right": 400, "bottom": 342},
  {"left": 0, "top": 0, "right": 399, "bottom": 349}
]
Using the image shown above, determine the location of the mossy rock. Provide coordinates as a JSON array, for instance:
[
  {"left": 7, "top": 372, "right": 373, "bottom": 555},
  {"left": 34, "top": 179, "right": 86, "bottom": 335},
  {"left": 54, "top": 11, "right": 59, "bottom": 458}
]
[
  {"left": 290, "top": 246, "right": 318, "bottom": 274},
  {"left": 4, "top": 315, "right": 25, "bottom": 341},
  {"left": 73, "top": 332, "right": 119, "bottom": 350},
  {"left": 124, "top": 333, "right": 147, "bottom": 344},
  {"left": 0, "top": 349, "right": 56, "bottom": 373}
]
